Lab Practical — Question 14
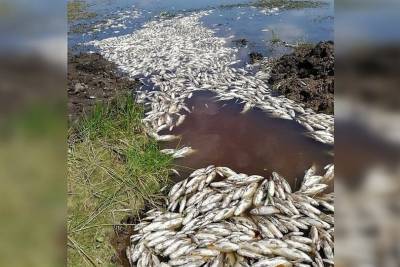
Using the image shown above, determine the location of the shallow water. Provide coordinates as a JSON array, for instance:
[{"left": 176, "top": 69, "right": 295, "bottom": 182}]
[
  {"left": 69, "top": 0, "right": 334, "bottom": 61},
  {"left": 161, "top": 91, "right": 333, "bottom": 189},
  {"left": 68, "top": 0, "right": 334, "bottom": 188}
]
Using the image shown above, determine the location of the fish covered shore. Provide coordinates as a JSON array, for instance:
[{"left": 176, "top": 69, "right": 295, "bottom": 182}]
[{"left": 68, "top": 6, "right": 334, "bottom": 267}]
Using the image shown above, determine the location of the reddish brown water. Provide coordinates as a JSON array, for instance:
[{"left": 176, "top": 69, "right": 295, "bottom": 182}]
[{"left": 161, "top": 91, "right": 333, "bottom": 190}]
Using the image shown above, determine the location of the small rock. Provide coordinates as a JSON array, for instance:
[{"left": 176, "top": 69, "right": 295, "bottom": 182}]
[
  {"left": 249, "top": 52, "right": 263, "bottom": 63},
  {"left": 73, "top": 83, "right": 85, "bottom": 94},
  {"left": 232, "top": 38, "right": 248, "bottom": 47}
]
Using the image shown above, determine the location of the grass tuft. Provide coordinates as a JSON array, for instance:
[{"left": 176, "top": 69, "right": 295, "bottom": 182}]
[
  {"left": 218, "top": 0, "right": 325, "bottom": 10},
  {"left": 68, "top": 0, "right": 97, "bottom": 22},
  {"left": 254, "top": 0, "right": 325, "bottom": 9},
  {"left": 68, "top": 94, "right": 172, "bottom": 266},
  {"left": 270, "top": 30, "right": 282, "bottom": 45}
]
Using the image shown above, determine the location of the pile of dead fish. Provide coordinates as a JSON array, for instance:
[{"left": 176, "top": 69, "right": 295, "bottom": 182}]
[
  {"left": 127, "top": 164, "right": 334, "bottom": 266},
  {"left": 84, "top": 6, "right": 141, "bottom": 36},
  {"left": 90, "top": 11, "right": 334, "bottom": 146}
]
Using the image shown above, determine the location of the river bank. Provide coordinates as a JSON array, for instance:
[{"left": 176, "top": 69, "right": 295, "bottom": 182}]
[
  {"left": 68, "top": 52, "right": 138, "bottom": 122},
  {"left": 67, "top": 52, "right": 173, "bottom": 266},
  {"left": 260, "top": 41, "right": 334, "bottom": 114}
]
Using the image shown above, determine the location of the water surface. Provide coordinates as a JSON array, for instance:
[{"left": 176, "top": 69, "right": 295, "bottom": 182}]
[
  {"left": 68, "top": 0, "right": 335, "bottom": 189},
  {"left": 162, "top": 91, "right": 333, "bottom": 189},
  {"left": 69, "top": 0, "right": 334, "bottom": 61}
]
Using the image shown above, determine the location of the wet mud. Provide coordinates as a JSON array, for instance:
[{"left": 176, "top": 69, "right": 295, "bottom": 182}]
[
  {"left": 67, "top": 52, "right": 138, "bottom": 122},
  {"left": 162, "top": 91, "right": 333, "bottom": 190},
  {"left": 266, "top": 41, "right": 334, "bottom": 114},
  {"left": 110, "top": 216, "right": 137, "bottom": 267}
]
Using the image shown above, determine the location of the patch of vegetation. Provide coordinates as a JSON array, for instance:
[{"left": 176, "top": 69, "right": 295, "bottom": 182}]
[
  {"left": 69, "top": 23, "right": 92, "bottom": 34},
  {"left": 68, "top": 0, "right": 97, "bottom": 22},
  {"left": 254, "top": 0, "right": 325, "bottom": 9},
  {"left": 270, "top": 30, "right": 282, "bottom": 45},
  {"left": 218, "top": 3, "right": 250, "bottom": 9},
  {"left": 219, "top": 0, "right": 325, "bottom": 10},
  {"left": 158, "top": 11, "right": 177, "bottom": 18},
  {"left": 232, "top": 38, "right": 249, "bottom": 47},
  {"left": 67, "top": 95, "right": 172, "bottom": 266},
  {"left": 295, "top": 41, "right": 315, "bottom": 55}
]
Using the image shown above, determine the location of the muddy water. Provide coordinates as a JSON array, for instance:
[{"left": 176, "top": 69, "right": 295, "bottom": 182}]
[{"left": 161, "top": 91, "right": 333, "bottom": 190}]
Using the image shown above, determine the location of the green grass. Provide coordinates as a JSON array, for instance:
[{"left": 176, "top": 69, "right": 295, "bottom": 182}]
[
  {"left": 254, "top": 0, "right": 325, "bottom": 9},
  {"left": 68, "top": 0, "right": 97, "bottom": 22},
  {"left": 68, "top": 95, "right": 172, "bottom": 266},
  {"left": 270, "top": 30, "right": 282, "bottom": 45},
  {"left": 219, "top": 0, "right": 325, "bottom": 10}
]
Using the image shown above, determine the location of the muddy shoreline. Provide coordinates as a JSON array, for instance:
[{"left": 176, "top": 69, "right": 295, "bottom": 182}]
[
  {"left": 67, "top": 52, "right": 138, "bottom": 122},
  {"left": 263, "top": 41, "right": 334, "bottom": 114}
]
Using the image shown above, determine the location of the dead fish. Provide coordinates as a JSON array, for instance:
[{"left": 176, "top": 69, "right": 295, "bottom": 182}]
[
  {"left": 172, "top": 147, "right": 196, "bottom": 158},
  {"left": 272, "top": 247, "right": 312, "bottom": 262},
  {"left": 126, "top": 165, "right": 333, "bottom": 265},
  {"left": 155, "top": 134, "right": 181, "bottom": 141},
  {"left": 253, "top": 257, "right": 292, "bottom": 267},
  {"left": 250, "top": 206, "right": 280, "bottom": 216},
  {"left": 234, "top": 198, "right": 252, "bottom": 216},
  {"left": 214, "top": 241, "right": 240, "bottom": 252}
]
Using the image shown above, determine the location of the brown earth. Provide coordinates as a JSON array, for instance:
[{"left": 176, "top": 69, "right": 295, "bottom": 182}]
[
  {"left": 67, "top": 52, "right": 138, "bottom": 122},
  {"left": 109, "top": 216, "right": 136, "bottom": 267},
  {"left": 68, "top": 52, "right": 140, "bottom": 266},
  {"left": 267, "top": 41, "right": 334, "bottom": 114}
]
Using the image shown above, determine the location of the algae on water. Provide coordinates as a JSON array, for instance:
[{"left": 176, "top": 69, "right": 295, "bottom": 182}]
[{"left": 68, "top": 0, "right": 97, "bottom": 21}]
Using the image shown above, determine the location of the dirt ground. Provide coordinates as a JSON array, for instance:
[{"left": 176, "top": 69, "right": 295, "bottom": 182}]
[
  {"left": 109, "top": 217, "right": 135, "bottom": 267},
  {"left": 68, "top": 53, "right": 138, "bottom": 122},
  {"left": 266, "top": 41, "right": 334, "bottom": 114}
]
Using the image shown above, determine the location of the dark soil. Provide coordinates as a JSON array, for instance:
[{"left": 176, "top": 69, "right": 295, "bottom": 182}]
[
  {"left": 68, "top": 52, "right": 138, "bottom": 122},
  {"left": 109, "top": 216, "right": 136, "bottom": 267},
  {"left": 232, "top": 38, "right": 248, "bottom": 47},
  {"left": 68, "top": 52, "right": 142, "bottom": 265},
  {"left": 110, "top": 204, "right": 161, "bottom": 267},
  {"left": 267, "top": 41, "right": 334, "bottom": 114},
  {"left": 249, "top": 52, "right": 264, "bottom": 63}
]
